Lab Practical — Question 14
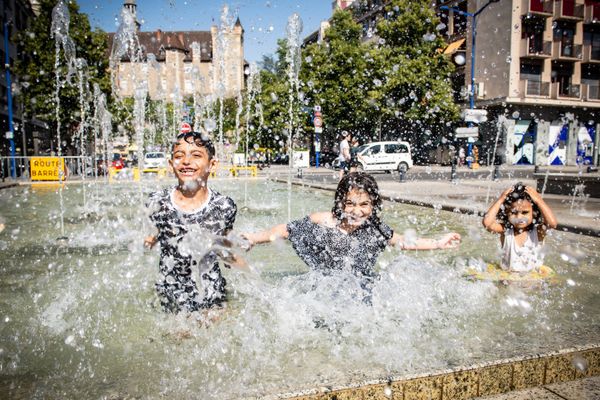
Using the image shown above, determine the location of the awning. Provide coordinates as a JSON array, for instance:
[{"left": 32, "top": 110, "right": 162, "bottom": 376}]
[
  {"left": 514, "top": 120, "right": 532, "bottom": 134},
  {"left": 443, "top": 38, "right": 465, "bottom": 55}
]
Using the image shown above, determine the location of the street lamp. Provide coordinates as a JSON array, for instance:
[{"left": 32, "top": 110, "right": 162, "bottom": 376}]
[
  {"left": 440, "top": 0, "right": 499, "bottom": 168},
  {"left": 440, "top": 0, "right": 500, "bottom": 110},
  {"left": 4, "top": 20, "right": 16, "bottom": 179}
]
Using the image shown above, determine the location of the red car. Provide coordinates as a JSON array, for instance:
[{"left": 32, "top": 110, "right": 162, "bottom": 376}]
[{"left": 111, "top": 153, "right": 125, "bottom": 170}]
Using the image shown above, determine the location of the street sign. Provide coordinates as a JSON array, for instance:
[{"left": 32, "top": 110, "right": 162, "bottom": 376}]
[
  {"left": 313, "top": 116, "right": 323, "bottom": 128},
  {"left": 314, "top": 127, "right": 323, "bottom": 133},
  {"left": 5, "top": 131, "right": 13, "bottom": 140},
  {"left": 461, "top": 109, "right": 488, "bottom": 123},
  {"left": 455, "top": 127, "right": 479, "bottom": 138},
  {"left": 180, "top": 122, "right": 192, "bottom": 133},
  {"left": 314, "top": 105, "right": 321, "bottom": 112}
]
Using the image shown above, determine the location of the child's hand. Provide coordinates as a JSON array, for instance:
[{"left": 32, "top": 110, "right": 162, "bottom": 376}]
[
  {"left": 239, "top": 233, "right": 254, "bottom": 251},
  {"left": 437, "top": 232, "right": 461, "bottom": 249},
  {"left": 524, "top": 186, "right": 542, "bottom": 203},
  {"left": 500, "top": 187, "right": 513, "bottom": 199},
  {"left": 144, "top": 235, "right": 157, "bottom": 249}
]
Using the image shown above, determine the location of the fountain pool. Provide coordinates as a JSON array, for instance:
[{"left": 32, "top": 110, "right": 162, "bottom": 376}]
[{"left": 0, "top": 179, "right": 598, "bottom": 399}]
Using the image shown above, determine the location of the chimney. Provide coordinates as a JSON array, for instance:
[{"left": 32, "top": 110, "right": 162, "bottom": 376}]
[{"left": 156, "top": 29, "right": 162, "bottom": 42}]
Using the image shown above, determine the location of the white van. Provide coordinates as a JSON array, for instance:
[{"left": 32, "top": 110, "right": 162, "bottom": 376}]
[
  {"left": 354, "top": 141, "right": 413, "bottom": 173},
  {"left": 143, "top": 152, "right": 167, "bottom": 172}
]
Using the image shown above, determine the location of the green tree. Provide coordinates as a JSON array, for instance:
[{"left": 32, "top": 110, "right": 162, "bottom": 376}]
[
  {"left": 251, "top": 39, "right": 306, "bottom": 157},
  {"left": 373, "top": 0, "right": 459, "bottom": 154},
  {"left": 300, "top": 9, "right": 377, "bottom": 149},
  {"left": 15, "top": 0, "right": 110, "bottom": 153}
]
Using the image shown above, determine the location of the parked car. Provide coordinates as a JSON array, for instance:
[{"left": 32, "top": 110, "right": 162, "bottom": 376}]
[
  {"left": 111, "top": 153, "right": 125, "bottom": 170},
  {"left": 143, "top": 152, "right": 167, "bottom": 171},
  {"left": 354, "top": 140, "right": 413, "bottom": 173}
]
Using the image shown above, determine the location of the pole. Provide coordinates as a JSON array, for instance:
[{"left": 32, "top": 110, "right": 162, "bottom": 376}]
[
  {"left": 4, "top": 21, "right": 16, "bottom": 179},
  {"left": 467, "top": 14, "right": 476, "bottom": 168},
  {"left": 469, "top": 14, "right": 476, "bottom": 111}
]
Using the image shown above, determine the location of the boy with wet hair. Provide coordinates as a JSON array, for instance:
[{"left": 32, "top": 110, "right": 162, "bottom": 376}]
[{"left": 144, "top": 131, "right": 237, "bottom": 313}]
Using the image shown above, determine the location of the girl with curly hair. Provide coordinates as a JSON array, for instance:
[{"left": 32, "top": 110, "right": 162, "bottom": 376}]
[
  {"left": 482, "top": 182, "right": 557, "bottom": 272},
  {"left": 242, "top": 172, "right": 460, "bottom": 280}
]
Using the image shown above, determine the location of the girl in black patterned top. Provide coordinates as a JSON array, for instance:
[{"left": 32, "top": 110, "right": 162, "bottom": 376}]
[
  {"left": 144, "top": 132, "right": 237, "bottom": 313},
  {"left": 243, "top": 172, "right": 461, "bottom": 281}
]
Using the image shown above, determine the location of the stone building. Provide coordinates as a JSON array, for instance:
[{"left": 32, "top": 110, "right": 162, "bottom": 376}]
[{"left": 109, "top": 0, "right": 246, "bottom": 101}]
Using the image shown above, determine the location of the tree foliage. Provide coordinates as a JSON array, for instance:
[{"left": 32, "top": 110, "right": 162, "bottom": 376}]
[
  {"left": 263, "top": 2, "right": 461, "bottom": 157},
  {"left": 15, "top": 0, "right": 110, "bottom": 151}
]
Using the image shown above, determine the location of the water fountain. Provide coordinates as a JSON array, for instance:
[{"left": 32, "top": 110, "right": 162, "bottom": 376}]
[
  {"left": 0, "top": 178, "right": 598, "bottom": 399},
  {"left": 3, "top": 3, "right": 599, "bottom": 400},
  {"left": 284, "top": 13, "right": 303, "bottom": 219},
  {"left": 214, "top": 5, "right": 236, "bottom": 161}
]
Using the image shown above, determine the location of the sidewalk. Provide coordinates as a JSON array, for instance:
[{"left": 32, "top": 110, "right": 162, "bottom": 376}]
[
  {"left": 267, "top": 165, "right": 600, "bottom": 237},
  {"left": 1, "top": 165, "right": 598, "bottom": 236}
]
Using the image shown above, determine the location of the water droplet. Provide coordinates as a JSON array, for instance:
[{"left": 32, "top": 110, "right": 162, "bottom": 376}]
[{"left": 572, "top": 356, "right": 588, "bottom": 372}]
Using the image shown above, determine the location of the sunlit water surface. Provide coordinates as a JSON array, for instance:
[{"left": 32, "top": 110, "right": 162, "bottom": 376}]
[{"left": 0, "top": 179, "right": 598, "bottom": 399}]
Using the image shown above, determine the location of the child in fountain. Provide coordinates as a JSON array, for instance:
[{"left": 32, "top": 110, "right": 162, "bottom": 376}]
[
  {"left": 144, "top": 132, "right": 237, "bottom": 314},
  {"left": 482, "top": 183, "right": 557, "bottom": 272},
  {"left": 242, "top": 172, "right": 461, "bottom": 283}
]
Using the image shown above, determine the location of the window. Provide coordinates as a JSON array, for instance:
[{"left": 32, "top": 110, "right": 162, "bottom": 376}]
[
  {"left": 520, "top": 62, "right": 542, "bottom": 81},
  {"left": 385, "top": 144, "right": 408, "bottom": 154},
  {"left": 368, "top": 145, "right": 381, "bottom": 155},
  {"left": 554, "top": 22, "right": 576, "bottom": 57}
]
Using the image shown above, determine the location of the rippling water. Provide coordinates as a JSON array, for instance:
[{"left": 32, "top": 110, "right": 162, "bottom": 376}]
[{"left": 0, "top": 179, "right": 598, "bottom": 399}]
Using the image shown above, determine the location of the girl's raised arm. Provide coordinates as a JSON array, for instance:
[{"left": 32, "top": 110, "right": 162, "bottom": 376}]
[
  {"left": 482, "top": 187, "right": 513, "bottom": 233},
  {"left": 524, "top": 186, "right": 557, "bottom": 239},
  {"left": 389, "top": 232, "right": 461, "bottom": 250}
]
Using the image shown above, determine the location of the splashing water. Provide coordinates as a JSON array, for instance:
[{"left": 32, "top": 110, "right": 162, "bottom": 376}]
[{"left": 0, "top": 181, "right": 598, "bottom": 398}]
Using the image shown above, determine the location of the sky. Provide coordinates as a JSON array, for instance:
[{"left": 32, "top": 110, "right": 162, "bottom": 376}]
[{"left": 78, "top": 0, "right": 334, "bottom": 63}]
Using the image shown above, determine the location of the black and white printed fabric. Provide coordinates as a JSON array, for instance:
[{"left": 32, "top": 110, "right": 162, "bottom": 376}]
[
  {"left": 148, "top": 187, "right": 237, "bottom": 313},
  {"left": 286, "top": 216, "right": 393, "bottom": 279}
]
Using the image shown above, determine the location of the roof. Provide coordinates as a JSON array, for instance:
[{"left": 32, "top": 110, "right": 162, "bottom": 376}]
[{"left": 108, "top": 30, "right": 213, "bottom": 62}]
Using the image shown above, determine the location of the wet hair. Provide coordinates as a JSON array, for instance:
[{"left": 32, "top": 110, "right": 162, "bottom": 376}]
[
  {"left": 332, "top": 172, "right": 382, "bottom": 224},
  {"left": 498, "top": 182, "right": 543, "bottom": 229},
  {"left": 171, "top": 131, "right": 215, "bottom": 159}
]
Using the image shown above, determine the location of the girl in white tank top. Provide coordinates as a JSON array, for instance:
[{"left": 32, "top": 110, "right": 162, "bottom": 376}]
[{"left": 482, "top": 183, "right": 558, "bottom": 272}]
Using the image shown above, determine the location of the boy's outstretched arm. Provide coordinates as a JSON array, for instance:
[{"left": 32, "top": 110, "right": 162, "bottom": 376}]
[
  {"left": 242, "top": 224, "right": 289, "bottom": 248},
  {"left": 482, "top": 187, "right": 512, "bottom": 233},
  {"left": 524, "top": 186, "right": 558, "bottom": 230},
  {"left": 389, "top": 232, "right": 461, "bottom": 250}
]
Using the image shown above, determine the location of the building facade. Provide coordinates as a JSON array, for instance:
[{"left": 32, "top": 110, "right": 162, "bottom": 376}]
[
  {"left": 109, "top": 1, "right": 245, "bottom": 101},
  {"left": 440, "top": 0, "right": 600, "bottom": 167},
  {"left": 308, "top": 0, "right": 600, "bottom": 167},
  {"left": 1, "top": 0, "right": 47, "bottom": 161}
]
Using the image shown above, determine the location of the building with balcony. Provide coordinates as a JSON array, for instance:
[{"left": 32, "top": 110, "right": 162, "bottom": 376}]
[
  {"left": 109, "top": 1, "right": 246, "bottom": 101},
  {"left": 440, "top": 0, "right": 600, "bottom": 167}
]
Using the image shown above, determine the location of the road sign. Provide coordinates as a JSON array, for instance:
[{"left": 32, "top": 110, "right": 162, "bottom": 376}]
[
  {"left": 314, "top": 127, "right": 323, "bottom": 133},
  {"left": 313, "top": 116, "right": 323, "bottom": 128},
  {"left": 455, "top": 127, "right": 479, "bottom": 138},
  {"left": 180, "top": 122, "right": 192, "bottom": 133},
  {"left": 314, "top": 105, "right": 321, "bottom": 112},
  {"left": 5, "top": 131, "right": 13, "bottom": 140},
  {"left": 461, "top": 109, "right": 488, "bottom": 123}
]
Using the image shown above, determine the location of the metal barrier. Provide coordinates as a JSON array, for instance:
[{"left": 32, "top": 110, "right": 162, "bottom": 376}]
[{"left": 0, "top": 156, "right": 95, "bottom": 181}]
